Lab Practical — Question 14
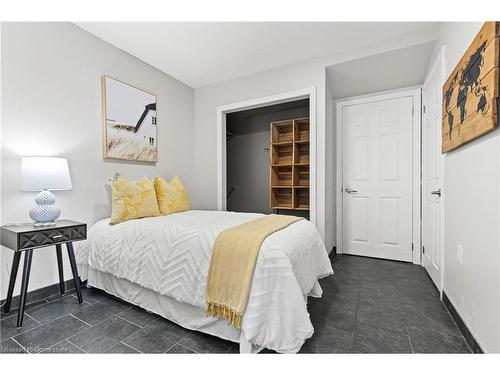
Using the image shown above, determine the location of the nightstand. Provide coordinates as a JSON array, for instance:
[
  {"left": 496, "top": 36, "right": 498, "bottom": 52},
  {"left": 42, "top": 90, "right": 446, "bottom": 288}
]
[{"left": 1, "top": 220, "right": 87, "bottom": 327}]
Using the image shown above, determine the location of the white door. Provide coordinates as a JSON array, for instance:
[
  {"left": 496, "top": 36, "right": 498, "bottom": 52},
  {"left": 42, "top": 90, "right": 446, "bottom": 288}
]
[
  {"left": 422, "top": 49, "right": 445, "bottom": 290},
  {"left": 342, "top": 95, "right": 414, "bottom": 262}
]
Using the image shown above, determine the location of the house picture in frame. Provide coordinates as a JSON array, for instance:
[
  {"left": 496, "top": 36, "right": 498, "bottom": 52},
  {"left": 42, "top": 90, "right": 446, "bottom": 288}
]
[{"left": 102, "top": 75, "right": 158, "bottom": 162}]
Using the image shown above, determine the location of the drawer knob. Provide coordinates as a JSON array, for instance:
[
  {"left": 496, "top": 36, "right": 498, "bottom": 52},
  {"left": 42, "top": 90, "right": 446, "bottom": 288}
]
[{"left": 52, "top": 235, "right": 63, "bottom": 239}]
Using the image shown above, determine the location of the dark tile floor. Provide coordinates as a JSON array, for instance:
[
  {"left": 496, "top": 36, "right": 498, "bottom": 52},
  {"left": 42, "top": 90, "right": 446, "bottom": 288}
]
[{"left": 0, "top": 255, "right": 471, "bottom": 354}]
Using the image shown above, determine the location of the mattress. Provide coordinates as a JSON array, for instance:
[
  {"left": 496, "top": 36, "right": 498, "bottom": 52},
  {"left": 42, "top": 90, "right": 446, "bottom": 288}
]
[{"left": 75, "top": 210, "right": 333, "bottom": 353}]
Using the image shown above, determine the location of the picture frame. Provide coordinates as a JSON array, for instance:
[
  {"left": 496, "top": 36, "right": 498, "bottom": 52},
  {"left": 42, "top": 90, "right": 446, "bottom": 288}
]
[
  {"left": 101, "top": 75, "right": 158, "bottom": 162},
  {"left": 442, "top": 22, "right": 499, "bottom": 153}
]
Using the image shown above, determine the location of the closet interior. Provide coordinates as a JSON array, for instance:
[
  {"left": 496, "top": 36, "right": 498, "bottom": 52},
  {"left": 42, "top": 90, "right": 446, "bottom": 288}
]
[{"left": 226, "top": 98, "right": 310, "bottom": 219}]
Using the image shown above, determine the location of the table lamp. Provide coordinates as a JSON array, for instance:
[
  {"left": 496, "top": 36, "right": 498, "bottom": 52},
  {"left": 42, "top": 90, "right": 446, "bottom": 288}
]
[{"left": 21, "top": 157, "right": 72, "bottom": 226}]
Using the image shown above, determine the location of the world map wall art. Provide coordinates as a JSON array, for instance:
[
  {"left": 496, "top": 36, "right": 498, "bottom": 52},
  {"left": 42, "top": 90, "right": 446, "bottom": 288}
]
[{"left": 442, "top": 22, "right": 500, "bottom": 153}]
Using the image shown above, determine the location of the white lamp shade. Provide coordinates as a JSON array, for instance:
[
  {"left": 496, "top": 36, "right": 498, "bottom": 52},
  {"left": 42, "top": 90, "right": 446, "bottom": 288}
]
[{"left": 21, "top": 157, "right": 72, "bottom": 191}]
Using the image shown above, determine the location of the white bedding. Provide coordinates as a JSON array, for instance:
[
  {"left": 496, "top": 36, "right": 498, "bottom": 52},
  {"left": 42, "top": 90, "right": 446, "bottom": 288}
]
[{"left": 75, "top": 210, "right": 333, "bottom": 353}]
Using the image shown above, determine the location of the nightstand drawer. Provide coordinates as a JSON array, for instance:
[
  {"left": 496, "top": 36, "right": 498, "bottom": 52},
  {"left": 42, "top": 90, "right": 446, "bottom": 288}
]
[{"left": 18, "top": 225, "right": 87, "bottom": 250}]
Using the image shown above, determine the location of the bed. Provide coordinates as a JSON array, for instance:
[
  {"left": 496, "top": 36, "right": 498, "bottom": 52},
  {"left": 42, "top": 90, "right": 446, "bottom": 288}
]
[{"left": 75, "top": 210, "right": 333, "bottom": 353}]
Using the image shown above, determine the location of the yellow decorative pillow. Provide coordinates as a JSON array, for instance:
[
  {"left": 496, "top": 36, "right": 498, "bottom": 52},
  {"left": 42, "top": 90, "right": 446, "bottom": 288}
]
[
  {"left": 110, "top": 177, "right": 160, "bottom": 225},
  {"left": 154, "top": 176, "right": 191, "bottom": 215}
]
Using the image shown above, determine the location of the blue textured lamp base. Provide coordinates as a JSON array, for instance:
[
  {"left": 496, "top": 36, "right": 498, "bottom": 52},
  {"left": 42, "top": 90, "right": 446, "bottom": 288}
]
[{"left": 29, "top": 190, "right": 61, "bottom": 226}]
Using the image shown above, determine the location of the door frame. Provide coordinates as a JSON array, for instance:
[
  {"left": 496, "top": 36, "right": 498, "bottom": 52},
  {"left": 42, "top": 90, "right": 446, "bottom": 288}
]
[
  {"left": 335, "top": 87, "right": 422, "bottom": 264},
  {"left": 216, "top": 86, "right": 317, "bottom": 229},
  {"left": 422, "top": 46, "right": 446, "bottom": 292}
]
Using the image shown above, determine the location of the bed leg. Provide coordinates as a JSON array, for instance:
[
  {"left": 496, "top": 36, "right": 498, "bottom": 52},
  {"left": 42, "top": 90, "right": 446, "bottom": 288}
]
[{"left": 239, "top": 331, "right": 252, "bottom": 354}]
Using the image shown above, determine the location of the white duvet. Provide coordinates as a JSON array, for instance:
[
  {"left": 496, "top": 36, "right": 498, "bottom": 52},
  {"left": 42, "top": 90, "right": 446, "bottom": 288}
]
[{"left": 75, "top": 210, "right": 333, "bottom": 353}]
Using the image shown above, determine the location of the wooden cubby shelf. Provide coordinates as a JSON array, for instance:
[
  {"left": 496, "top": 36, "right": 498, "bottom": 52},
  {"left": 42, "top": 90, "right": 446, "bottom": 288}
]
[
  {"left": 271, "top": 144, "right": 293, "bottom": 165},
  {"left": 294, "top": 187, "right": 310, "bottom": 210},
  {"left": 269, "top": 116, "right": 310, "bottom": 211},
  {"left": 294, "top": 165, "right": 310, "bottom": 187},
  {"left": 271, "top": 165, "right": 293, "bottom": 187},
  {"left": 271, "top": 120, "right": 293, "bottom": 143},
  {"left": 270, "top": 187, "right": 293, "bottom": 209}
]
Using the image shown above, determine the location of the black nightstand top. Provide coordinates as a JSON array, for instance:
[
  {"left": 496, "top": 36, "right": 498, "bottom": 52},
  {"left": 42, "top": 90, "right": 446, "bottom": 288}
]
[
  {"left": 1, "top": 220, "right": 84, "bottom": 234},
  {"left": 1, "top": 220, "right": 87, "bottom": 251}
]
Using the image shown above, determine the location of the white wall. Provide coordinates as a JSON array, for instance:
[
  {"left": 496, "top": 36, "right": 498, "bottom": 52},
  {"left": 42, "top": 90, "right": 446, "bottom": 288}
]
[
  {"left": 0, "top": 23, "right": 195, "bottom": 299},
  {"left": 325, "top": 74, "right": 336, "bottom": 250},
  {"left": 193, "top": 28, "right": 438, "bottom": 252},
  {"left": 430, "top": 22, "right": 500, "bottom": 352}
]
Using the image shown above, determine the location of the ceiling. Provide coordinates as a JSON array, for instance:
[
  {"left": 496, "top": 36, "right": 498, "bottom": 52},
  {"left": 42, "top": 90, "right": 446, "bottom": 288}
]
[
  {"left": 76, "top": 22, "right": 440, "bottom": 88},
  {"left": 327, "top": 41, "right": 436, "bottom": 99}
]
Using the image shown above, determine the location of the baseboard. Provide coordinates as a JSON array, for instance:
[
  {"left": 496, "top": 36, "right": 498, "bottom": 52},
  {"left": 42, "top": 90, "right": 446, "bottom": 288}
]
[
  {"left": 1, "top": 278, "right": 86, "bottom": 308},
  {"left": 442, "top": 291, "right": 484, "bottom": 353}
]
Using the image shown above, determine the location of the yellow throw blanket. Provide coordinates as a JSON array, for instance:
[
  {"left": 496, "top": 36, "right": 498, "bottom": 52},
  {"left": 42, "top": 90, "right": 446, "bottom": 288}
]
[{"left": 206, "top": 214, "right": 303, "bottom": 329}]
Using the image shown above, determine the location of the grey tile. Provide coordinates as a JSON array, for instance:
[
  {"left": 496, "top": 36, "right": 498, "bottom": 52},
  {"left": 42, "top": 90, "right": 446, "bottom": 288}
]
[
  {"left": 0, "top": 338, "right": 27, "bottom": 354},
  {"left": 309, "top": 298, "right": 357, "bottom": 333},
  {"left": 396, "top": 276, "right": 438, "bottom": 296},
  {"left": 178, "top": 331, "right": 234, "bottom": 354},
  {"left": 363, "top": 260, "right": 395, "bottom": 276},
  {"left": 46, "top": 287, "right": 110, "bottom": 304},
  {"left": 392, "top": 263, "right": 429, "bottom": 281},
  {"left": 405, "top": 309, "right": 461, "bottom": 337},
  {"left": 408, "top": 327, "right": 471, "bottom": 353},
  {"left": 356, "top": 302, "right": 406, "bottom": 334},
  {"left": 44, "top": 295, "right": 65, "bottom": 303},
  {"left": 105, "top": 342, "right": 140, "bottom": 353},
  {"left": 352, "top": 323, "right": 411, "bottom": 353},
  {"left": 300, "top": 325, "right": 353, "bottom": 353},
  {"left": 359, "top": 283, "right": 403, "bottom": 312},
  {"left": 79, "top": 287, "right": 111, "bottom": 304},
  {"left": 27, "top": 295, "right": 90, "bottom": 324},
  {"left": 69, "top": 316, "right": 140, "bottom": 353},
  {"left": 0, "top": 314, "right": 40, "bottom": 341},
  {"left": 124, "top": 318, "right": 188, "bottom": 353},
  {"left": 43, "top": 340, "right": 84, "bottom": 354},
  {"left": 119, "top": 306, "right": 159, "bottom": 328},
  {"left": 14, "top": 315, "right": 89, "bottom": 353},
  {"left": 166, "top": 344, "right": 197, "bottom": 354},
  {"left": 400, "top": 290, "right": 447, "bottom": 313},
  {"left": 333, "top": 255, "right": 371, "bottom": 268},
  {"left": 361, "top": 276, "right": 398, "bottom": 290},
  {"left": 0, "top": 299, "right": 48, "bottom": 321},
  {"left": 3, "top": 284, "right": 62, "bottom": 309},
  {"left": 361, "top": 268, "right": 395, "bottom": 282},
  {"left": 72, "top": 297, "right": 131, "bottom": 325}
]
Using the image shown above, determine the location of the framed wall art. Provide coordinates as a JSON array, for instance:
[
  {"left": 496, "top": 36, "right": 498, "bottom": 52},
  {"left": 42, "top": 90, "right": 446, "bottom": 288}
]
[
  {"left": 102, "top": 76, "right": 158, "bottom": 162},
  {"left": 442, "top": 22, "right": 499, "bottom": 153}
]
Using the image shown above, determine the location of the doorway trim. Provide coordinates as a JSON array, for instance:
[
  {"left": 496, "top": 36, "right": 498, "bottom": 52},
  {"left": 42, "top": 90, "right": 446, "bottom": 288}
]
[
  {"left": 216, "top": 86, "right": 317, "bottom": 229},
  {"left": 422, "top": 46, "right": 446, "bottom": 292},
  {"left": 335, "top": 87, "right": 422, "bottom": 264}
]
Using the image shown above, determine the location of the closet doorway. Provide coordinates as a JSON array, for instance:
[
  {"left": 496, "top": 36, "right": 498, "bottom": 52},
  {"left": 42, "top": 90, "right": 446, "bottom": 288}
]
[
  {"left": 216, "top": 87, "right": 317, "bottom": 227},
  {"left": 226, "top": 99, "right": 309, "bottom": 217}
]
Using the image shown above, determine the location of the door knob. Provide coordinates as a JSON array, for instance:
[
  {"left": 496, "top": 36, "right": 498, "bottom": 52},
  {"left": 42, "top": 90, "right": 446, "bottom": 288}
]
[
  {"left": 345, "top": 188, "right": 358, "bottom": 194},
  {"left": 431, "top": 189, "right": 441, "bottom": 197}
]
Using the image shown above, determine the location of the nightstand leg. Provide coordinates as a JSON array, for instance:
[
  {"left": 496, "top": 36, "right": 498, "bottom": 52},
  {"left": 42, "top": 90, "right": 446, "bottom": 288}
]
[
  {"left": 17, "top": 250, "right": 33, "bottom": 327},
  {"left": 66, "top": 242, "right": 83, "bottom": 303},
  {"left": 55, "top": 244, "right": 65, "bottom": 294},
  {"left": 4, "top": 251, "right": 21, "bottom": 313}
]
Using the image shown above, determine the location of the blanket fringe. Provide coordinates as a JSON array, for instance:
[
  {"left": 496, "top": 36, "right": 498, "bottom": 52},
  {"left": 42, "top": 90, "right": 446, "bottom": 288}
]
[{"left": 207, "top": 302, "right": 242, "bottom": 330}]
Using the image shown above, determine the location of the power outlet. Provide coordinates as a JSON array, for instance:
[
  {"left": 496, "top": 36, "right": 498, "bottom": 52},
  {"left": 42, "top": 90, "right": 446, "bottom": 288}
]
[{"left": 457, "top": 244, "right": 463, "bottom": 264}]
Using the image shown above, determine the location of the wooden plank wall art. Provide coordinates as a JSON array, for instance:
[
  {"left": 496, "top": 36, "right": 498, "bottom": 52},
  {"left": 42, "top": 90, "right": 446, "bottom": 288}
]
[{"left": 442, "top": 22, "right": 500, "bottom": 153}]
